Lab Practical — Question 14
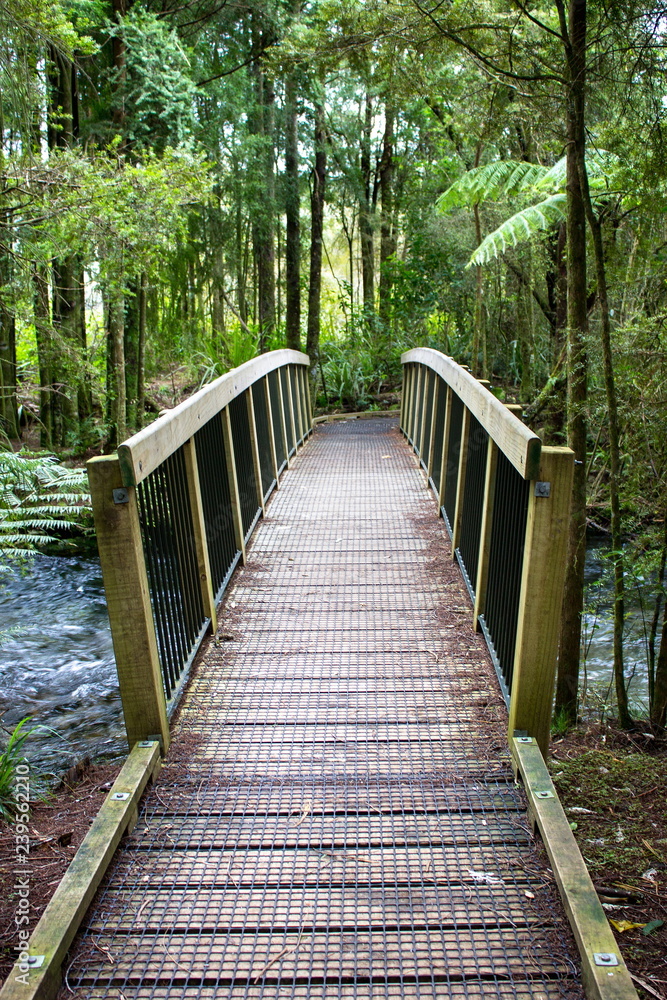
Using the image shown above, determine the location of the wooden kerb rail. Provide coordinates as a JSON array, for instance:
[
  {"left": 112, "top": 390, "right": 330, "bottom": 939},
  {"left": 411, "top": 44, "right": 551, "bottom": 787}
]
[
  {"left": 88, "top": 350, "right": 312, "bottom": 752},
  {"left": 401, "top": 348, "right": 574, "bottom": 756}
]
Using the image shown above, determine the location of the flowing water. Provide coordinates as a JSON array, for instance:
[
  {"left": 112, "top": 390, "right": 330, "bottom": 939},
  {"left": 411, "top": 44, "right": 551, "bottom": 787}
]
[
  {"left": 0, "top": 555, "right": 123, "bottom": 773},
  {"left": 582, "top": 540, "right": 651, "bottom": 716}
]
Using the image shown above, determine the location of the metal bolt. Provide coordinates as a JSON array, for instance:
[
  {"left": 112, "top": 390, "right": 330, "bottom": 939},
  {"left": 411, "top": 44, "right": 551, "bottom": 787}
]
[
  {"left": 111, "top": 792, "right": 130, "bottom": 801},
  {"left": 516, "top": 736, "right": 533, "bottom": 744},
  {"left": 535, "top": 790, "right": 554, "bottom": 799},
  {"left": 594, "top": 953, "right": 619, "bottom": 967},
  {"left": 112, "top": 488, "right": 129, "bottom": 505},
  {"left": 534, "top": 481, "right": 551, "bottom": 497},
  {"left": 27, "top": 956, "right": 45, "bottom": 968}
]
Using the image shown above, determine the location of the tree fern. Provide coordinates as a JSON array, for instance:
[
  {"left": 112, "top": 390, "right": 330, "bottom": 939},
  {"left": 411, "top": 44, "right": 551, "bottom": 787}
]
[
  {"left": 437, "top": 160, "right": 551, "bottom": 211},
  {"left": 469, "top": 193, "right": 567, "bottom": 266},
  {"left": 0, "top": 453, "right": 91, "bottom": 561},
  {"left": 438, "top": 152, "right": 618, "bottom": 267}
]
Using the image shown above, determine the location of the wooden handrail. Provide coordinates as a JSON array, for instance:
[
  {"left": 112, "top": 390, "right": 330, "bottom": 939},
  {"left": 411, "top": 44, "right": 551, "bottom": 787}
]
[
  {"left": 401, "top": 349, "right": 574, "bottom": 755},
  {"left": 118, "top": 350, "right": 309, "bottom": 486},
  {"left": 402, "top": 348, "right": 541, "bottom": 480},
  {"left": 89, "top": 350, "right": 311, "bottom": 751}
]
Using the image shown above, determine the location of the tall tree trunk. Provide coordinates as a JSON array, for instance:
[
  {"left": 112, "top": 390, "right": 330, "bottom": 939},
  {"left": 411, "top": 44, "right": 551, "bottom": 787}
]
[
  {"left": 0, "top": 254, "right": 20, "bottom": 440},
  {"left": 378, "top": 101, "right": 396, "bottom": 328},
  {"left": 77, "top": 260, "right": 92, "bottom": 424},
  {"left": 137, "top": 272, "right": 147, "bottom": 429},
  {"left": 250, "top": 17, "right": 276, "bottom": 351},
  {"left": 284, "top": 45, "right": 301, "bottom": 351},
  {"left": 32, "top": 263, "right": 53, "bottom": 448},
  {"left": 48, "top": 45, "right": 84, "bottom": 446},
  {"left": 359, "top": 92, "right": 375, "bottom": 314},
  {"left": 555, "top": 0, "right": 589, "bottom": 725},
  {"left": 306, "top": 100, "right": 327, "bottom": 370},
  {"left": 578, "top": 170, "right": 631, "bottom": 727},
  {"left": 125, "top": 277, "right": 139, "bottom": 430},
  {"left": 108, "top": 286, "right": 126, "bottom": 448},
  {"left": 653, "top": 593, "right": 667, "bottom": 730}
]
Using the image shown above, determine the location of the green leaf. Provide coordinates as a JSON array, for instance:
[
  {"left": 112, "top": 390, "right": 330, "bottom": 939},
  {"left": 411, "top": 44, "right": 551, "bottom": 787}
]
[
  {"left": 467, "top": 194, "right": 567, "bottom": 267},
  {"left": 437, "top": 160, "right": 550, "bottom": 211},
  {"left": 642, "top": 919, "right": 665, "bottom": 936}
]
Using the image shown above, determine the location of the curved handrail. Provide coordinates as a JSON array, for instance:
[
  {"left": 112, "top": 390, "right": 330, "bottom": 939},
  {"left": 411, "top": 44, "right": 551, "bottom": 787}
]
[
  {"left": 401, "top": 348, "right": 541, "bottom": 480},
  {"left": 119, "top": 349, "right": 310, "bottom": 486}
]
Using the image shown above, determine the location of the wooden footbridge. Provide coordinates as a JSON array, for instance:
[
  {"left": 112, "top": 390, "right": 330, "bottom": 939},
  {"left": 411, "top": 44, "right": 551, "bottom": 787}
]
[{"left": 3, "top": 350, "right": 637, "bottom": 1000}]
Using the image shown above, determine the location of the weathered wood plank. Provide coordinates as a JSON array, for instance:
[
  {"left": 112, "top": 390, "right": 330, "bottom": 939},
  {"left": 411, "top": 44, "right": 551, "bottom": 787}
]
[
  {"left": 0, "top": 742, "right": 160, "bottom": 1000},
  {"left": 511, "top": 737, "right": 638, "bottom": 1000},
  {"left": 402, "top": 349, "right": 540, "bottom": 479}
]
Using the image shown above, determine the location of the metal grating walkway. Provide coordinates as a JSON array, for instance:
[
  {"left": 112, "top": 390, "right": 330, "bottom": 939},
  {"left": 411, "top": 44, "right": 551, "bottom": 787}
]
[{"left": 61, "top": 418, "right": 582, "bottom": 999}]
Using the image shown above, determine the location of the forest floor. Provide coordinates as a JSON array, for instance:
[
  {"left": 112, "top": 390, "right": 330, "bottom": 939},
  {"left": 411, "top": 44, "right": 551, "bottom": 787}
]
[
  {"left": 0, "top": 728, "right": 664, "bottom": 994},
  {"left": 549, "top": 724, "right": 667, "bottom": 999}
]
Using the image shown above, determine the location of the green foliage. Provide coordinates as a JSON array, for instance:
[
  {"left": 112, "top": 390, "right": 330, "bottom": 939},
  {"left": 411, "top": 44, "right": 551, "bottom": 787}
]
[
  {"left": 0, "top": 718, "right": 37, "bottom": 821},
  {"left": 0, "top": 452, "right": 91, "bottom": 561},
  {"left": 108, "top": 9, "right": 197, "bottom": 151},
  {"left": 438, "top": 154, "right": 620, "bottom": 267}
]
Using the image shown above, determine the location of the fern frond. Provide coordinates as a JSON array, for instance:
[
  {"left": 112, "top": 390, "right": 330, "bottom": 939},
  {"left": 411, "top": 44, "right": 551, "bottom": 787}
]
[
  {"left": 437, "top": 160, "right": 550, "bottom": 211},
  {"left": 467, "top": 193, "right": 567, "bottom": 267}
]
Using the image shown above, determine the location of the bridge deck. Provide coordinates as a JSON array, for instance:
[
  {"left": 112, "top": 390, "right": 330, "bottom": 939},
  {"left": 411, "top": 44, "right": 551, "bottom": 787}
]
[{"left": 62, "top": 418, "right": 582, "bottom": 998}]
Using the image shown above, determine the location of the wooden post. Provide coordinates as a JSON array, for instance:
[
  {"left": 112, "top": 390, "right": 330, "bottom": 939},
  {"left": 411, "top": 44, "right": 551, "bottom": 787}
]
[
  {"left": 87, "top": 456, "right": 170, "bottom": 753},
  {"left": 450, "top": 406, "right": 471, "bottom": 554},
  {"left": 277, "top": 367, "right": 292, "bottom": 467},
  {"left": 221, "top": 405, "right": 247, "bottom": 564},
  {"left": 426, "top": 375, "right": 440, "bottom": 481},
  {"left": 246, "top": 387, "right": 266, "bottom": 515},
  {"left": 473, "top": 437, "right": 498, "bottom": 628},
  {"left": 437, "top": 386, "right": 452, "bottom": 513},
  {"left": 508, "top": 446, "right": 575, "bottom": 756},
  {"left": 400, "top": 364, "right": 407, "bottom": 431},
  {"left": 263, "top": 374, "right": 280, "bottom": 487},
  {"left": 183, "top": 438, "right": 217, "bottom": 633}
]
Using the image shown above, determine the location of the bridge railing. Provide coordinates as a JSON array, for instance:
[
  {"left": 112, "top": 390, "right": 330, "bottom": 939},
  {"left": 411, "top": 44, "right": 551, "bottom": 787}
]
[
  {"left": 88, "top": 350, "right": 312, "bottom": 752},
  {"left": 401, "top": 348, "right": 574, "bottom": 754}
]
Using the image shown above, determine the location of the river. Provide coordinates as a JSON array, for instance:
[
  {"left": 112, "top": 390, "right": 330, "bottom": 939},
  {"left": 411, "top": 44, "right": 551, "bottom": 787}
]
[{"left": 0, "top": 555, "right": 123, "bottom": 772}]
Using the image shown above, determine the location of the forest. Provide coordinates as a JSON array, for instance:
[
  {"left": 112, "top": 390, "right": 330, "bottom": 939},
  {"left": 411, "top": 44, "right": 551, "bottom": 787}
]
[{"left": 1, "top": 0, "right": 667, "bottom": 732}]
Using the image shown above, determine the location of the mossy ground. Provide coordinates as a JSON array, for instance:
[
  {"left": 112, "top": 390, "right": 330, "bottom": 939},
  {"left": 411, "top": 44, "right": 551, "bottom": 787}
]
[{"left": 549, "top": 725, "right": 667, "bottom": 997}]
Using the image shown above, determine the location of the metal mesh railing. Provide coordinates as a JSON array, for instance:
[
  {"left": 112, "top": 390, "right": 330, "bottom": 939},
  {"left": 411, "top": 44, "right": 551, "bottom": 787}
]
[
  {"left": 281, "top": 367, "right": 296, "bottom": 456},
  {"left": 429, "top": 375, "right": 447, "bottom": 498},
  {"left": 421, "top": 369, "right": 435, "bottom": 471},
  {"left": 229, "top": 390, "right": 261, "bottom": 540},
  {"left": 252, "top": 380, "right": 276, "bottom": 500},
  {"left": 479, "top": 451, "right": 531, "bottom": 702},
  {"left": 456, "top": 414, "right": 489, "bottom": 598},
  {"left": 268, "top": 368, "right": 287, "bottom": 472},
  {"left": 137, "top": 448, "right": 207, "bottom": 702},
  {"left": 194, "top": 412, "right": 240, "bottom": 602},
  {"left": 442, "top": 391, "right": 464, "bottom": 535}
]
